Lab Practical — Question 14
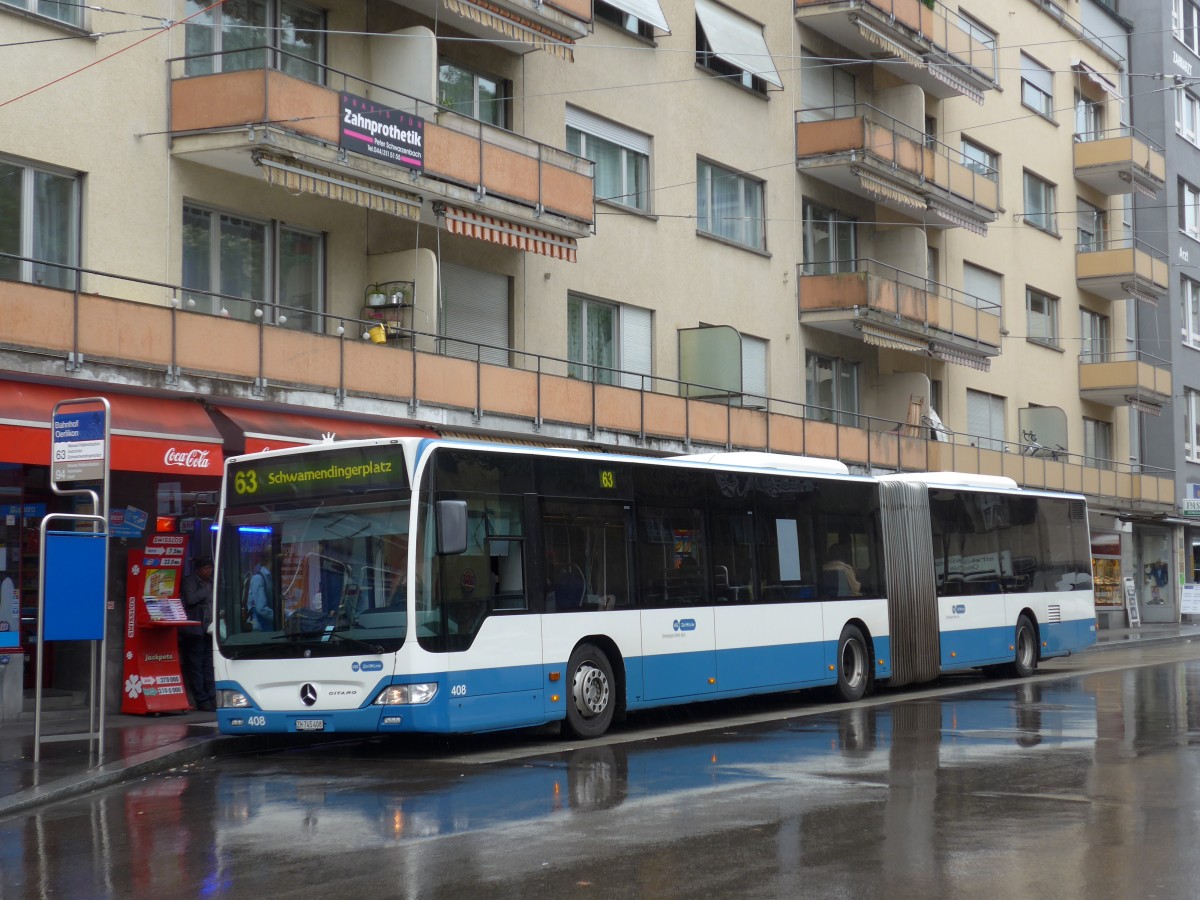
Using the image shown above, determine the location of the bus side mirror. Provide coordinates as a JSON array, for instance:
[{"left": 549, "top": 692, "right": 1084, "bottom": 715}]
[{"left": 436, "top": 500, "right": 468, "bottom": 555}]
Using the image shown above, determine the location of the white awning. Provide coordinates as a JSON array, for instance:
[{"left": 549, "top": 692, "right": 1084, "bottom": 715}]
[
  {"left": 1071, "top": 59, "right": 1121, "bottom": 101},
  {"left": 858, "top": 323, "right": 928, "bottom": 354},
  {"left": 927, "top": 61, "right": 984, "bottom": 105},
  {"left": 255, "top": 155, "right": 421, "bottom": 220},
  {"left": 855, "top": 169, "right": 925, "bottom": 209},
  {"left": 854, "top": 19, "right": 923, "bottom": 67},
  {"left": 443, "top": 0, "right": 575, "bottom": 61},
  {"left": 695, "top": 0, "right": 782, "bottom": 89},
  {"left": 926, "top": 199, "right": 988, "bottom": 236},
  {"left": 604, "top": 0, "right": 669, "bottom": 32},
  {"left": 930, "top": 344, "right": 991, "bottom": 371}
]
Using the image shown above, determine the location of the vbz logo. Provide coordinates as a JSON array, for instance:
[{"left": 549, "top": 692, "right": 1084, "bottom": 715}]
[{"left": 952, "top": 604, "right": 966, "bottom": 615}]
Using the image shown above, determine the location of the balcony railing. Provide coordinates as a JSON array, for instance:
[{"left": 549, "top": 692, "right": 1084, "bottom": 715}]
[
  {"left": 797, "top": 258, "right": 1002, "bottom": 358},
  {"left": 1075, "top": 236, "right": 1169, "bottom": 303},
  {"left": 1078, "top": 349, "right": 1171, "bottom": 410},
  {"left": 1074, "top": 126, "right": 1166, "bottom": 197},
  {"left": 796, "top": 104, "right": 999, "bottom": 229},
  {"left": 0, "top": 255, "right": 1175, "bottom": 514},
  {"left": 793, "top": 0, "right": 997, "bottom": 101},
  {"left": 167, "top": 51, "right": 595, "bottom": 231}
]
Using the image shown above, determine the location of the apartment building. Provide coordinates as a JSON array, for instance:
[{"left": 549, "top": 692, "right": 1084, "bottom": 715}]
[{"left": 0, "top": 0, "right": 1174, "bottom": 704}]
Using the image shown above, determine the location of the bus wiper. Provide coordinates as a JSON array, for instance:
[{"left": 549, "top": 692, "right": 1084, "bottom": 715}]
[
  {"left": 224, "top": 642, "right": 308, "bottom": 660},
  {"left": 267, "top": 627, "right": 385, "bottom": 655}
]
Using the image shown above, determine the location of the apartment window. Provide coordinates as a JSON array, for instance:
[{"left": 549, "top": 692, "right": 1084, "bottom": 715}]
[
  {"left": 1188, "top": 389, "right": 1200, "bottom": 462},
  {"left": 1181, "top": 178, "right": 1200, "bottom": 238},
  {"left": 803, "top": 200, "right": 856, "bottom": 274},
  {"left": 1083, "top": 418, "right": 1112, "bottom": 469},
  {"left": 184, "top": 0, "right": 325, "bottom": 81},
  {"left": 806, "top": 354, "right": 858, "bottom": 427},
  {"left": 182, "top": 204, "right": 323, "bottom": 330},
  {"left": 1021, "top": 54, "right": 1054, "bottom": 119},
  {"left": 960, "top": 138, "right": 998, "bottom": 182},
  {"left": 741, "top": 334, "right": 768, "bottom": 407},
  {"left": 957, "top": 12, "right": 996, "bottom": 52},
  {"left": 1184, "top": 276, "right": 1200, "bottom": 348},
  {"left": 595, "top": 0, "right": 658, "bottom": 38},
  {"left": 799, "top": 51, "right": 855, "bottom": 121},
  {"left": 962, "top": 262, "right": 1002, "bottom": 318},
  {"left": 439, "top": 61, "right": 507, "bottom": 127},
  {"left": 0, "top": 157, "right": 78, "bottom": 289},
  {"left": 966, "top": 389, "right": 1005, "bottom": 452},
  {"left": 1074, "top": 90, "right": 1103, "bottom": 140},
  {"left": 568, "top": 294, "right": 652, "bottom": 388},
  {"left": 1178, "top": 90, "right": 1200, "bottom": 144},
  {"left": 566, "top": 108, "right": 650, "bottom": 212},
  {"left": 1026, "top": 287, "right": 1059, "bottom": 347},
  {"left": 2, "top": 0, "right": 81, "bottom": 25},
  {"left": 1023, "top": 171, "right": 1057, "bottom": 233},
  {"left": 1175, "top": 0, "right": 1200, "bottom": 54},
  {"left": 1080, "top": 309, "right": 1110, "bottom": 360},
  {"left": 697, "top": 159, "right": 765, "bottom": 250},
  {"left": 694, "top": 0, "right": 781, "bottom": 94},
  {"left": 1077, "top": 198, "right": 1107, "bottom": 251}
]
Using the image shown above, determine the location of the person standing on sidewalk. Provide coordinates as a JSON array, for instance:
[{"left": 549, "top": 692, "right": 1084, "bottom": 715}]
[{"left": 180, "top": 557, "right": 216, "bottom": 711}]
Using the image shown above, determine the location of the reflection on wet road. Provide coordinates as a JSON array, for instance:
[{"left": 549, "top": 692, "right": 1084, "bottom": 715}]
[{"left": 5, "top": 644, "right": 1200, "bottom": 899}]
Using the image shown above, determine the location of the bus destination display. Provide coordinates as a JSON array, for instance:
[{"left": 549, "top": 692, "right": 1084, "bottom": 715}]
[{"left": 226, "top": 446, "right": 407, "bottom": 504}]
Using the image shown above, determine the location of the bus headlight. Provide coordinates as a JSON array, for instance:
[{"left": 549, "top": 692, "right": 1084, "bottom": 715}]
[
  {"left": 219, "top": 690, "right": 252, "bottom": 709},
  {"left": 374, "top": 683, "right": 438, "bottom": 705}
]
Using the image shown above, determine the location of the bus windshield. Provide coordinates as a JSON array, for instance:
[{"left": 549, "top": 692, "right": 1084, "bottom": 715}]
[{"left": 216, "top": 498, "right": 412, "bottom": 658}]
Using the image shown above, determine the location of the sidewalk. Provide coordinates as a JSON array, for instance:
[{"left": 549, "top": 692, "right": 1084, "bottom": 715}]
[{"left": 3, "top": 621, "right": 1200, "bottom": 819}]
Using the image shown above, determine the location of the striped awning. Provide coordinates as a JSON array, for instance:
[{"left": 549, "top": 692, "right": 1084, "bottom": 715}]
[
  {"left": 443, "top": 0, "right": 575, "bottom": 61},
  {"left": 854, "top": 169, "right": 925, "bottom": 209},
  {"left": 858, "top": 323, "right": 928, "bottom": 354},
  {"left": 854, "top": 18, "right": 923, "bottom": 67},
  {"left": 926, "top": 199, "right": 988, "bottom": 236},
  {"left": 256, "top": 155, "right": 421, "bottom": 220},
  {"left": 441, "top": 206, "right": 578, "bottom": 262},
  {"left": 930, "top": 344, "right": 991, "bottom": 371},
  {"left": 927, "top": 61, "right": 984, "bottom": 105}
]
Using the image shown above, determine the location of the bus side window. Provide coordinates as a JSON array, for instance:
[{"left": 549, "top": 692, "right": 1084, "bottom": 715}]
[
  {"left": 542, "top": 499, "right": 630, "bottom": 612},
  {"left": 639, "top": 506, "right": 706, "bottom": 607}
]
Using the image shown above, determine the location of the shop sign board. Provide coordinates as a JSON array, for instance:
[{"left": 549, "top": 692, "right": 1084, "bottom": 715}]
[
  {"left": 1183, "top": 484, "right": 1200, "bottom": 516},
  {"left": 1123, "top": 576, "right": 1141, "bottom": 627},
  {"left": 1182, "top": 584, "right": 1200, "bottom": 616},
  {"left": 338, "top": 92, "right": 424, "bottom": 170}
]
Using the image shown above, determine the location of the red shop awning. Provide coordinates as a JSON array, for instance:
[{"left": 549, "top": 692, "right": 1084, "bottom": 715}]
[
  {"left": 0, "top": 381, "right": 224, "bottom": 476},
  {"left": 210, "top": 405, "right": 437, "bottom": 454}
]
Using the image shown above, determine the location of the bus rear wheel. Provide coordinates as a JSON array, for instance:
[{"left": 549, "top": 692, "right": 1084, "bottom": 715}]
[
  {"left": 563, "top": 643, "right": 615, "bottom": 739},
  {"left": 835, "top": 625, "right": 869, "bottom": 702},
  {"left": 1009, "top": 615, "right": 1037, "bottom": 678}
]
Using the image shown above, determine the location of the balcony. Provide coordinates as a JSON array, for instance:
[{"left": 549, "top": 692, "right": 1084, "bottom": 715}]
[
  {"left": 797, "top": 259, "right": 1002, "bottom": 370},
  {"left": 1074, "top": 127, "right": 1166, "bottom": 197},
  {"left": 1079, "top": 351, "right": 1171, "bottom": 412},
  {"left": 167, "top": 60, "right": 594, "bottom": 244},
  {"left": 1076, "top": 238, "right": 1168, "bottom": 304},
  {"left": 796, "top": 105, "right": 999, "bottom": 235},
  {"left": 0, "top": 262, "right": 1174, "bottom": 515},
  {"left": 794, "top": 0, "right": 997, "bottom": 103}
]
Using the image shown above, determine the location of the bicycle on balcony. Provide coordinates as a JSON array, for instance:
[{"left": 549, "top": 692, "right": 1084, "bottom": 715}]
[{"left": 1022, "top": 430, "right": 1066, "bottom": 461}]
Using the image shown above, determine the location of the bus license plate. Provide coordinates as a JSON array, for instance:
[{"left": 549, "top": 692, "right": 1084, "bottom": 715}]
[{"left": 295, "top": 719, "right": 325, "bottom": 732}]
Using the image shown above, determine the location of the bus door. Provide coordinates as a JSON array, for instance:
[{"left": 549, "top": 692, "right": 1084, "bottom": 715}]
[
  {"left": 636, "top": 506, "right": 718, "bottom": 701},
  {"left": 434, "top": 493, "right": 544, "bottom": 731}
]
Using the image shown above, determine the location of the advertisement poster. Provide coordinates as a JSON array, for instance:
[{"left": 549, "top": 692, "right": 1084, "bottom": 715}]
[{"left": 339, "top": 92, "right": 424, "bottom": 170}]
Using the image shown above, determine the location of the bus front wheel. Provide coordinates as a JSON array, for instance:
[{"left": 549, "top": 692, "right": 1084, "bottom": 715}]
[
  {"left": 563, "top": 643, "right": 615, "bottom": 739},
  {"left": 1010, "top": 615, "right": 1037, "bottom": 678},
  {"left": 835, "top": 625, "right": 869, "bottom": 702}
]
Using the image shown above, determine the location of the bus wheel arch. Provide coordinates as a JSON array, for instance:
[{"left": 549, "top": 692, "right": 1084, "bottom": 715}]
[
  {"left": 833, "top": 622, "right": 871, "bottom": 703},
  {"left": 562, "top": 637, "right": 624, "bottom": 739},
  {"left": 1011, "top": 612, "right": 1039, "bottom": 678}
]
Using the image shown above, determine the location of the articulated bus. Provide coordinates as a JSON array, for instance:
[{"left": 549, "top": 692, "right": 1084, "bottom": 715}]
[{"left": 211, "top": 438, "right": 1096, "bottom": 737}]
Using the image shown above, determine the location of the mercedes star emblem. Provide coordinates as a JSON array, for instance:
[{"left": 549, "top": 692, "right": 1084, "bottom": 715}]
[{"left": 300, "top": 683, "right": 318, "bottom": 706}]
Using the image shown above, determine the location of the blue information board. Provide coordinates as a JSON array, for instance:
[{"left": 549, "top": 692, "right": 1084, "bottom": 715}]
[{"left": 43, "top": 531, "right": 107, "bottom": 641}]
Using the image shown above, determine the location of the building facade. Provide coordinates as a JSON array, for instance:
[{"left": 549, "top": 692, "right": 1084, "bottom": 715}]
[{"left": 0, "top": 0, "right": 1180, "bottom": 706}]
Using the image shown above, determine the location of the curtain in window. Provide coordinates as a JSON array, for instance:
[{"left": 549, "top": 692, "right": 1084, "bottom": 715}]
[
  {"left": 223, "top": 0, "right": 271, "bottom": 71},
  {"left": 32, "top": 171, "right": 75, "bottom": 289},
  {"left": 185, "top": 0, "right": 218, "bottom": 75},
  {"left": 280, "top": 1, "right": 323, "bottom": 81},
  {"left": 0, "top": 162, "right": 20, "bottom": 283},
  {"left": 279, "top": 227, "right": 319, "bottom": 330},
  {"left": 219, "top": 214, "right": 267, "bottom": 321},
  {"left": 711, "top": 169, "right": 739, "bottom": 242}
]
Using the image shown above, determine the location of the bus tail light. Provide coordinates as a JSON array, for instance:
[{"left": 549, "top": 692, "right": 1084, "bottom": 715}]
[{"left": 374, "top": 683, "right": 438, "bottom": 705}]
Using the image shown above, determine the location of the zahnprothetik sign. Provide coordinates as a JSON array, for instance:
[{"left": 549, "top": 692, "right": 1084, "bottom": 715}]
[
  {"left": 339, "top": 92, "right": 424, "bottom": 170},
  {"left": 52, "top": 408, "right": 106, "bottom": 482}
]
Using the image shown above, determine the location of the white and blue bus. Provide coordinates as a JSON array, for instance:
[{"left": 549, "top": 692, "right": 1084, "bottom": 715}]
[{"left": 212, "top": 439, "right": 1096, "bottom": 737}]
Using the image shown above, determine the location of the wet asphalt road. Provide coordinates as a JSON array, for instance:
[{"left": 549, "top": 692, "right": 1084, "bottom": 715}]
[{"left": 5, "top": 642, "right": 1200, "bottom": 899}]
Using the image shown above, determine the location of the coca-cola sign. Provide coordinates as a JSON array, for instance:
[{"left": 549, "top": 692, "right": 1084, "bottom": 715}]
[{"left": 163, "top": 447, "right": 212, "bottom": 470}]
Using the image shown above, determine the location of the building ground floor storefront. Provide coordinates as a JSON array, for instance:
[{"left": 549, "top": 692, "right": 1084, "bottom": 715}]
[{"left": 0, "top": 379, "right": 434, "bottom": 714}]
